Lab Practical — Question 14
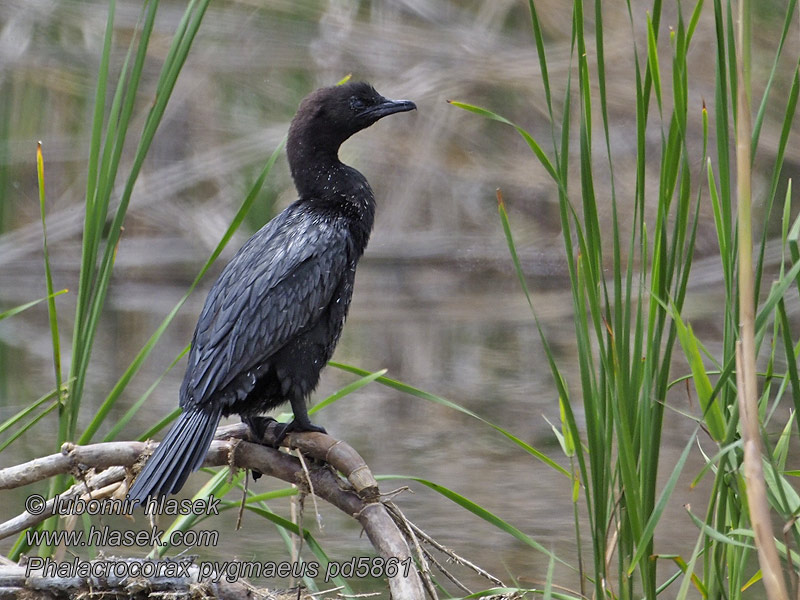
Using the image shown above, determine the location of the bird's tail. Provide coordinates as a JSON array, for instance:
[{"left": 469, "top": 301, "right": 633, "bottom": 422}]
[{"left": 128, "top": 406, "right": 222, "bottom": 505}]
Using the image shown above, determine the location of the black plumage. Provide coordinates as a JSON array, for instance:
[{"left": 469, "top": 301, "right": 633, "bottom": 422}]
[{"left": 128, "top": 82, "right": 416, "bottom": 503}]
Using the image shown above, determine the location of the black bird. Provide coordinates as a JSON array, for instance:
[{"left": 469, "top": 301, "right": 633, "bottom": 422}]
[{"left": 128, "top": 82, "right": 416, "bottom": 502}]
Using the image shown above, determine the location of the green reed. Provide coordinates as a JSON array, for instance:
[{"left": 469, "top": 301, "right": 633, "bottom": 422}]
[
  {"left": 7, "top": 0, "right": 219, "bottom": 560},
  {"left": 449, "top": 0, "right": 800, "bottom": 598}
]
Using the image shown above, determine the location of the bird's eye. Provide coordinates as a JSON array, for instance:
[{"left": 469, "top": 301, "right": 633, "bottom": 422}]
[{"left": 350, "top": 97, "right": 366, "bottom": 111}]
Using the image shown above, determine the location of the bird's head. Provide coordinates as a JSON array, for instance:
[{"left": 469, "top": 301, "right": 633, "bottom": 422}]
[{"left": 289, "top": 81, "right": 417, "bottom": 154}]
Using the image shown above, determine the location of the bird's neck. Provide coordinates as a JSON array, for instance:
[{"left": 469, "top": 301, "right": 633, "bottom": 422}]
[{"left": 289, "top": 147, "right": 376, "bottom": 250}]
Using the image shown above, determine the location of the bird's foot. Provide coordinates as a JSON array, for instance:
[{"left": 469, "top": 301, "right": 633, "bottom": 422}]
[
  {"left": 242, "top": 415, "right": 278, "bottom": 481},
  {"left": 243, "top": 415, "right": 277, "bottom": 443},
  {"left": 273, "top": 419, "right": 327, "bottom": 448}
]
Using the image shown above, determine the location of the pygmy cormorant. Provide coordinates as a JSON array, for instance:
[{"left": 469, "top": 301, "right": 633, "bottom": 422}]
[{"left": 128, "top": 82, "right": 416, "bottom": 502}]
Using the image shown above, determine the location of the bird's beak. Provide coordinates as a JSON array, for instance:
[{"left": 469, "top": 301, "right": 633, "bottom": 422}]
[{"left": 364, "top": 97, "right": 417, "bottom": 120}]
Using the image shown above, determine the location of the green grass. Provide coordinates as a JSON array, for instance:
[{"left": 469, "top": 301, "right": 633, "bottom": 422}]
[
  {"left": 445, "top": 0, "right": 800, "bottom": 598},
  {"left": 8, "top": 0, "right": 224, "bottom": 560}
]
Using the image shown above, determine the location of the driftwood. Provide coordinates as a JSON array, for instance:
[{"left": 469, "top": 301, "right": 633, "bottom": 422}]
[{"left": 0, "top": 422, "right": 427, "bottom": 600}]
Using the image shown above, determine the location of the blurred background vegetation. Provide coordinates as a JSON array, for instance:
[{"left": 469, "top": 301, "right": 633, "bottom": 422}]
[{"left": 1, "top": 0, "right": 800, "bottom": 597}]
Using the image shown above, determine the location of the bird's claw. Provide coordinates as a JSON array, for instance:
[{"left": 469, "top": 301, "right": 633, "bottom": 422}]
[
  {"left": 243, "top": 415, "right": 279, "bottom": 481},
  {"left": 242, "top": 416, "right": 326, "bottom": 479},
  {"left": 243, "top": 415, "right": 277, "bottom": 443},
  {"left": 273, "top": 419, "right": 327, "bottom": 448}
]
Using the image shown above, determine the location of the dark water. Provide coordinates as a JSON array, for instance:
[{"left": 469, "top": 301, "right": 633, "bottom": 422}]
[{"left": 0, "top": 0, "right": 796, "bottom": 596}]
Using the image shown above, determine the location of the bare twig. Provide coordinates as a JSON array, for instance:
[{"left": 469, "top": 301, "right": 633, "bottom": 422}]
[
  {"left": 395, "top": 507, "right": 505, "bottom": 587},
  {"left": 0, "top": 442, "right": 142, "bottom": 490},
  {"left": 295, "top": 448, "right": 323, "bottom": 532},
  {"left": 382, "top": 501, "right": 437, "bottom": 599},
  {"left": 384, "top": 500, "right": 506, "bottom": 596},
  {"left": 417, "top": 542, "right": 471, "bottom": 595},
  {"left": 236, "top": 467, "right": 249, "bottom": 531},
  {"left": 0, "top": 465, "right": 126, "bottom": 539}
]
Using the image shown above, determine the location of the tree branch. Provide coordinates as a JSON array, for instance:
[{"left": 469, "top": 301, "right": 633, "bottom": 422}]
[{"left": 0, "top": 423, "right": 426, "bottom": 600}]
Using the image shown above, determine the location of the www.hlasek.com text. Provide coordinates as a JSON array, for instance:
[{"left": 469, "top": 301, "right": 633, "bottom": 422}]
[{"left": 25, "top": 525, "right": 217, "bottom": 549}]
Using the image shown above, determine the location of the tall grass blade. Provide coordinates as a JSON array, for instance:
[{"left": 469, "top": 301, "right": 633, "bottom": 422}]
[
  {"left": 36, "top": 142, "right": 63, "bottom": 401},
  {"left": 139, "top": 406, "right": 181, "bottom": 441},
  {"left": 447, "top": 101, "right": 561, "bottom": 187},
  {"left": 101, "top": 346, "right": 189, "bottom": 442},
  {"left": 669, "top": 305, "right": 726, "bottom": 440},
  {"left": 0, "top": 291, "right": 67, "bottom": 322},
  {"left": 151, "top": 466, "right": 241, "bottom": 557},
  {"left": 0, "top": 387, "right": 62, "bottom": 437},
  {"left": 379, "top": 474, "right": 570, "bottom": 567},
  {"left": 75, "top": 0, "right": 210, "bottom": 441},
  {"left": 750, "top": 0, "right": 798, "bottom": 158},
  {"left": 241, "top": 505, "right": 352, "bottom": 594},
  {"left": 330, "top": 363, "right": 570, "bottom": 477},
  {"left": 309, "top": 369, "right": 387, "bottom": 415},
  {"left": 646, "top": 12, "right": 663, "bottom": 115},
  {"left": 627, "top": 432, "right": 696, "bottom": 574},
  {"left": 0, "top": 401, "right": 59, "bottom": 453}
]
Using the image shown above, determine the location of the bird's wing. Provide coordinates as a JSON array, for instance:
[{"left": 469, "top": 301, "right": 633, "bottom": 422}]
[{"left": 180, "top": 206, "right": 349, "bottom": 409}]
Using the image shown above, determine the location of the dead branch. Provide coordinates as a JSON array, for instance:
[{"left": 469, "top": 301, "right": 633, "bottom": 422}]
[{"left": 0, "top": 422, "right": 426, "bottom": 600}]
